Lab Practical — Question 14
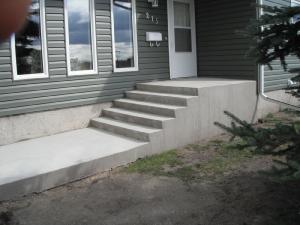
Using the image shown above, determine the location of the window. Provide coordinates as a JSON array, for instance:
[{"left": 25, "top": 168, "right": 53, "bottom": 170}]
[
  {"left": 111, "top": 0, "right": 138, "bottom": 72},
  {"left": 174, "top": 1, "right": 192, "bottom": 52},
  {"left": 11, "top": 0, "right": 48, "bottom": 80},
  {"left": 65, "top": 0, "right": 97, "bottom": 76}
]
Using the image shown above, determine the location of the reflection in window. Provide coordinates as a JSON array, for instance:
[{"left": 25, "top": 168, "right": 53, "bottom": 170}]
[
  {"left": 175, "top": 29, "right": 192, "bottom": 52},
  {"left": 292, "top": 0, "right": 300, "bottom": 23},
  {"left": 13, "top": 0, "right": 45, "bottom": 77},
  {"left": 112, "top": 0, "right": 138, "bottom": 70},
  {"left": 65, "top": 0, "right": 96, "bottom": 74}
]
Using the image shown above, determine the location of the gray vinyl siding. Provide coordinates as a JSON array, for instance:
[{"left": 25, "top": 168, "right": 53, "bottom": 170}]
[
  {"left": 262, "top": 0, "right": 300, "bottom": 91},
  {"left": 195, "top": 0, "right": 257, "bottom": 80},
  {"left": 0, "top": 0, "right": 169, "bottom": 117}
]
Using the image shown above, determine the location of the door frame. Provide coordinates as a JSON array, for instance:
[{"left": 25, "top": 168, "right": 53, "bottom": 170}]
[{"left": 167, "top": 0, "right": 197, "bottom": 79}]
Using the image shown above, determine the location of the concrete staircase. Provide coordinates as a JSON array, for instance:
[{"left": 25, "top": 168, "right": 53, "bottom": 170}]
[{"left": 90, "top": 84, "right": 197, "bottom": 143}]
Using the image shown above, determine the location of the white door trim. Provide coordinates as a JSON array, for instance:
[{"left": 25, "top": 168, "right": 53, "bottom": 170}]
[
  {"left": 167, "top": 0, "right": 173, "bottom": 78},
  {"left": 167, "top": 0, "right": 197, "bottom": 79}
]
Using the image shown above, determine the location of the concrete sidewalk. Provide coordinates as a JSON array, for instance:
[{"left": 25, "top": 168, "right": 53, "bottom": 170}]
[{"left": 0, "top": 128, "right": 148, "bottom": 200}]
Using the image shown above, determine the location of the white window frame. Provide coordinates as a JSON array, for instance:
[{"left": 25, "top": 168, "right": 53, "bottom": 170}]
[
  {"left": 111, "top": 0, "right": 139, "bottom": 73},
  {"left": 64, "top": 0, "right": 98, "bottom": 76},
  {"left": 11, "top": 0, "right": 48, "bottom": 81}
]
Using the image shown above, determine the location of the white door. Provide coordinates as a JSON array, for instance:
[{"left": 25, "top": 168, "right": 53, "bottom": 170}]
[{"left": 168, "top": 0, "right": 197, "bottom": 79}]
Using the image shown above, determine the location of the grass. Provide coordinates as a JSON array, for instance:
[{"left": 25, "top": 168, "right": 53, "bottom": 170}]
[
  {"left": 126, "top": 150, "right": 183, "bottom": 175},
  {"left": 263, "top": 113, "right": 283, "bottom": 123},
  {"left": 125, "top": 150, "right": 197, "bottom": 182},
  {"left": 128, "top": 111, "right": 300, "bottom": 181},
  {"left": 125, "top": 138, "right": 254, "bottom": 181},
  {"left": 263, "top": 110, "right": 300, "bottom": 125},
  {"left": 168, "top": 166, "right": 197, "bottom": 182},
  {"left": 196, "top": 141, "right": 253, "bottom": 177},
  {"left": 282, "top": 108, "right": 300, "bottom": 116}
]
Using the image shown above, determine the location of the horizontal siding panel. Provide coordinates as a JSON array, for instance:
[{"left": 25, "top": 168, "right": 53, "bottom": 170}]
[
  {"left": 0, "top": 72, "right": 11, "bottom": 80},
  {"left": 0, "top": 72, "right": 168, "bottom": 94},
  {"left": 0, "top": 38, "right": 12, "bottom": 87},
  {"left": 0, "top": 83, "right": 134, "bottom": 102},
  {"left": 196, "top": 0, "right": 257, "bottom": 80},
  {"left": 0, "top": 88, "right": 130, "bottom": 110},
  {"left": 0, "top": 94, "right": 123, "bottom": 117},
  {"left": 0, "top": 50, "right": 10, "bottom": 57}
]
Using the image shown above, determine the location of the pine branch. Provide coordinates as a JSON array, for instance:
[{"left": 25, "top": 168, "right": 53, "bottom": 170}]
[{"left": 216, "top": 111, "right": 300, "bottom": 180}]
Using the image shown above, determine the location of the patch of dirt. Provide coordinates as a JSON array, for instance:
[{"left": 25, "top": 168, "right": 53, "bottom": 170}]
[{"left": 1, "top": 170, "right": 300, "bottom": 225}]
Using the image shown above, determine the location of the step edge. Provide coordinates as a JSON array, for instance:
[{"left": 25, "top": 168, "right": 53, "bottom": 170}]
[
  {"left": 126, "top": 90, "right": 196, "bottom": 98},
  {"left": 91, "top": 117, "right": 161, "bottom": 134},
  {"left": 114, "top": 98, "right": 185, "bottom": 109},
  {"left": 136, "top": 83, "right": 199, "bottom": 96},
  {"left": 103, "top": 108, "right": 174, "bottom": 121}
]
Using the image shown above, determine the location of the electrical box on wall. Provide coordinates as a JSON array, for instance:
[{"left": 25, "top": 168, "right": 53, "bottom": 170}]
[{"left": 146, "top": 32, "right": 162, "bottom": 42}]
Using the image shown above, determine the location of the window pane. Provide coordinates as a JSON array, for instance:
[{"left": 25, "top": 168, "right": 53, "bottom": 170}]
[
  {"left": 113, "top": 0, "right": 135, "bottom": 69},
  {"left": 67, "top": 0, "right": 93, "bottom": 72},
  {"left": 292, "top": 1, "right": 300, "bottom": 23},
  {"left": 175, "top": 28, "right": 192, "bottom": 52},
  {"left": 15, "top": 0, "right": 43, "bottom": 75},
  {"left": 174, "top": 2, "right": 190, "bottom": 27}
]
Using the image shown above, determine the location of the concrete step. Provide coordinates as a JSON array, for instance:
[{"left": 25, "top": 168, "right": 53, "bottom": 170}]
[
  {"left": 0, "top": 128, "right": 148, "bottom": 201},
  {"left": 126, "top": 90, "right": 195, "bottom": 106},
  {"left": 91, "top": 117, "right": 161, "bottom": 142},
  {"left": 137, "top": 83, "right": 199, "bottom": 96},
  {"left": 102, "top": 108, "right": 174, "bottom": 129},
  {"left": 114, "top": 99, "right": 184, "bottom": 117}
]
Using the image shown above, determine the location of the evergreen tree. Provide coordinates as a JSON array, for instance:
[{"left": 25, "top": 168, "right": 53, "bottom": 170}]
[
  {"left": 215, "top": 111, "right": 300, "bottom": 180},
  {"left": 244, "top": 4, "right": 300, "bottom": 95}
]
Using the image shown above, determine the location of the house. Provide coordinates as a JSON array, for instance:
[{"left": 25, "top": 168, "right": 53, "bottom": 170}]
[{"left": 0, "top": 0, "right": 298, "bottom": 199}]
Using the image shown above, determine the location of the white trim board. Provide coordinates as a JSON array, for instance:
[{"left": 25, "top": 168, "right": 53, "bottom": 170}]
[
  {"left": 64, "top": 0, "right": 98, "bottom": 76},
  {"left": 10, "top": 0, "right": 49, "bottom": 81},
  {"left": 110, "top": 0, "right": 139, "bottom": 73}
]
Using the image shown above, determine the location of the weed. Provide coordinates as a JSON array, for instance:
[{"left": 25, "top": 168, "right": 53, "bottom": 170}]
[
  {"left": 209, "top": 139, "right": 225, "bottom": 146},
  {"left": 126, "top": 150, "right": 182, "bottom": 175},
  {"left": 195, "top": 141, "right": 254, "bottom": 177},
  {"left": 186, "top": 143, "right": 204, "bottom": 152},
  {"left": 169, "top": 166, "right": 197, "bottom": 182}
]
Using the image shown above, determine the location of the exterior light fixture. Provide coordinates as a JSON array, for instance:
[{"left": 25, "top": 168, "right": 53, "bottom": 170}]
[{"left": 148, "top": 0, "right": 159, "bottom": 8}]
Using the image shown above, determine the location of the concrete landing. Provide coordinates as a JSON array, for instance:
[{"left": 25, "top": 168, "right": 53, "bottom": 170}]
[
  {"left": 144, "top": 78, "right": 251, "bottom": 88},
  {"left": 0, "top": 128, "right": 148, "bottom": 200}
]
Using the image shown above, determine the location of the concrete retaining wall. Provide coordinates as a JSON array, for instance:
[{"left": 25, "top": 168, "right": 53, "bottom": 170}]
[
  {"left": 0, "top": 102, "right": 112, "bottom": 146},
  {"left": 255, "top": 90, "right": 300, "bottom": 120}
]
